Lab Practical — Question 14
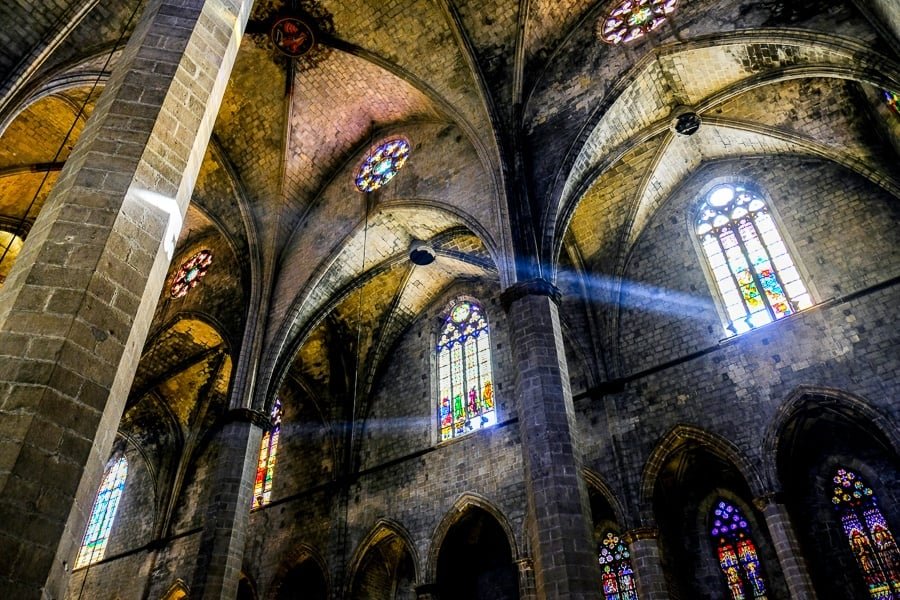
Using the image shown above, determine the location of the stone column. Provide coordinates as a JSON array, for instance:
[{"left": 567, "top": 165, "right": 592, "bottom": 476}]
[
  {"left": 501, "top": 280, "right": 600, "bottom": 600},
  {"left": 754, "top": 493, "right": 816, "bottom": 599},
  {"left": 516, "top": 557, "right": 537, "bottom": 600},
  {"left": 623, "top": 527, "right": 669, "bottom": 600},
  {"left": 190, "top": 408, "right": 266, "bottom": 600},
  {"left": 0, "top": 0, "right": 252, "bottom": 597}
]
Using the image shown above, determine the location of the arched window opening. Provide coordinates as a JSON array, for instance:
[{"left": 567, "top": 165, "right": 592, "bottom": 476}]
[
  {"left": 599, "top": 531, "right": 638, "bottom": 600},
  {"left": 252, "top": 398, "right": 283, "bottom": 509},
  {"left": 696, "top": 184, "right": 811, "bottom": 335},
  {"left": 75, "top": 456, "right": 128, "bottom": 568},
  {"left": 436, "top": 300, "right": 496, "bottom": 441},
  {"left": 832, "top": 468, "right": 900, "bottom": 599},
  {"left": 710, "top": 500, "right": 768, "bottom": 599}
]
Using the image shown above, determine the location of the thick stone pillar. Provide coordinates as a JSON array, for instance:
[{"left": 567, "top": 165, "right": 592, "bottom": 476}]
[
  {"left": 754, "top": 493, "right": 816, "bottom": 599},
  {"left": 623, "top": 527, "right": 668, "bottom": 600},
  {"left": 0, "top": 1, "right": 252, "bottom": 597},
  {"left": 191, "top": 409, "right": 266, "bottom": 599},
  {"left": 501, "top": 280, "right": 600, "bottom": 599}
]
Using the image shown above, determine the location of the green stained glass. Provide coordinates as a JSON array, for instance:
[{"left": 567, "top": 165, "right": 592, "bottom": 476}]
[
  {"left": 697, "top": 184, "right": 811, "bottom": 335},
  {"left": 355, "top": 138, "right": 410, "bottom": 192},
  {"left": 76, "top": 457, "right": 128, "bottom": 568},
  {"left": 884, "top": 90, "right": 900, "bottom": 115},
  {"left": 598, "top": 0, "right": 677, "bottom": 45},
  {"left": 436, "top": 301, "right": 496, "bottom": 440}
]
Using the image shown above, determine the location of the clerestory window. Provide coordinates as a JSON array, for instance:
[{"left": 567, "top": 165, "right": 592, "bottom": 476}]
[
  {"left": 436, "top": 300, "right": 496, "bottom": 441},
  {"left": 695, "top": 183, "right": 811, "bottom": 335}
]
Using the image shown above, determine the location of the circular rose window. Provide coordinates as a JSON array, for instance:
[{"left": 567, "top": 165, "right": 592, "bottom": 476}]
[
  {"left": 355, "top": 138, "right": 410, "bottom": 192},
  {"left": 171, "top": 249, "right": 213, "bottom": 299},
  {"left": 598, "top": 0, "right": 677, "bottom": 45}
]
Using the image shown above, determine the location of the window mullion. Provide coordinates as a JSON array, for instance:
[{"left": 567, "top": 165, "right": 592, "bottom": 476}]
[
  {"left": 748, "top": 213, "right": 796, "bottom": 311},
  {"left": 714, "top": 227, "right": 754, "bottom": 325},
  {"left": 731, "top": 218, "right": 776, "bottom": 319}
]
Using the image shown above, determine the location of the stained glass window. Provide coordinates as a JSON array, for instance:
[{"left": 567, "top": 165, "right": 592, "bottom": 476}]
[
  {"left": 355, "top": 137, "right": 410, "bottom": 192},
  {"left": 598, "top": 0, "right": 677, "bottom": 45},
  {"left": 599, "top": 531, "right": 639, "bottom": 600},
  {"left": 252, "top": 399, "right": 283, "bottom": 509},
  {"left": 831, "top": 468, "right": 900, "bottom": 599},
  {"left": 170, "top": 249, "right": 213, "bottom": 299},
  {"left": 884, "top": 90, "right": 900, "bottom": 116},
  {"left": 75, "top": 456, "right": 127, "bottom": 568},
  {"left": 436, "top": 300, "right": 496, "bottom": 441},
  {"left": 696, "top": 184, "right": 811, "bottom": 335},
  {"left": 710, "top": 500, "right": 768, "bottom": 600}
]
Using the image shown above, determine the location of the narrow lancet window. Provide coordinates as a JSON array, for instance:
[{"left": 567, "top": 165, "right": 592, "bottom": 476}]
[
  {"left": 252, "top": 398, "right": 283, "bottom": 509},
  {"left": 599, "top": 531, "right": 639, "bottom": 599},
  {"left": 75, "top": 456, "right": 128, "bottom": 568},
  {"left": 832, "top": 468, "right": 900, "bottom": 599},
  {"left": 710, "top": 500, "right": 768, "bottom": 599},
  {"left": 436, "top": 300, "right": 496, "bottom": 440}
]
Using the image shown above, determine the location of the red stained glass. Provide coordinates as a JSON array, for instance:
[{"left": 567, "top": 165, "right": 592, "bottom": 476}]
[
  {"left": 711, "top": 500, "right": 768, "bottom": 599},
  {"left": 598, "top": 0, "right": 677, "bottom": 45},
  {"left": 599, "top": 532, "right": 639, "bottom": 599},
  {"left": 171, "top": 249, "right": 213, "bottom": 298},
  {"left": 252, "top": 399, "right": 283, "bottom": 509},
  {"left": 833, "top": 469, "right": 900, "bottom": 599},
  {"left": 436, "top": 301, "right": 496, "bottom": 440}
]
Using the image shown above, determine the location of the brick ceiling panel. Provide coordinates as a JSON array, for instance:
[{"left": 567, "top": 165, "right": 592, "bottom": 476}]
[
  {"left": 212, "top": 38, "right": 287, "bottom": 225},
  {"left": 525, "top": 0, "right": 597, "bottom": 74},
  {"left": 0, "top": 93, "right": 91, "bottom": 167},
  {"left": 282, "top": 49, "right": 441, "bottom": 221},
  {"left": 0, "top": 1, "right": 71, "bottom": 78},
  {"left": 567, "top": 140, "right": 660, "bottom": 271},
  {"left": 325, "top": 0, "right": 490, "bottom": 135},
  {"left": 0, "top": 171, "right": 59, "bottom": 224}
]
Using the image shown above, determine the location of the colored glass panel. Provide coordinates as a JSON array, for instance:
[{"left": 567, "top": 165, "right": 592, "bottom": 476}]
[
  {"left": 696, "top": 184, "right": 810, "bottom": 335},
  {"left": 885, "top": 90, "right": 900, "bottom": 116},
  {"left": 252, "top": 399, "right": 283, "bottom": 509},
  {"left": 355, "top": 138, "right": 410, "bottom": 192},
  {"left": 75, "top": 457, "right": 128, "bottom": 568},
  {"left": 832, "top": 469, "right": 900, "bottom": 599},
  {"left": 710, "top": 500, "right": 768, "bottom": 600},
  {"left": 598, "top": 532, "right": 639, "bottom": 600},
  {"left": 598, "top": 0, "right": 677, "bottom": 44},
  {"left": 171, "top": 249, "right": 213, "bottom": 298},
  {"left": 436, "top": 301, "right": 495, "bottom": 439}
]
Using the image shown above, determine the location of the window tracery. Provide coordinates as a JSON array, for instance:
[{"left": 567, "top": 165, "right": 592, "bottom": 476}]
[
  {"left": 252, "top": 398, "right": 283, "bottom": 509},
  {"left": 696, "top": 183, "right": 811, "bottom": 335},
  {"left": 436, "top": 300, "right": 496, "bottom": 440},
  {"left": 599, "top": 531, "right": 639, "bottom": 599},
  {"left": 710, "top": 500, "right": 768, "bottom": 599},
  {"left": 832, "top": 468, "right": 900, "bottom": 599},
  {"left": 355, "top": 137, "right": 410, "bottom": 192},
  {"left": 598, "top": 0, "right": 677, "bottom": 45},
  {"left": 170, "top": 249, "right": 213, "bottom": 298}
]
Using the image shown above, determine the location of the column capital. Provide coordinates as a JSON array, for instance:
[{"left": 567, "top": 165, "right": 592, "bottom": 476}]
[
  {"left": 500, "top": 278, "right": 561, "bottom": 312},
  {"left": 623, "top": 526, "right": 659, "bottom": 544},
  {"left": 752, "top": 490, "right": 786, "bottom": 510},
  {"left": 226, "top": 407, "right": 271, "bottom": 430}
]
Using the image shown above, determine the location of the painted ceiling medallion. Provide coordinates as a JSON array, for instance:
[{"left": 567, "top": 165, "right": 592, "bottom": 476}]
[
  {"left": 355, "top": 138, "right": 411, "bottom": 193},
  {"left": 598, "top": 0, "right": 677, "bottom": 45},
  {"left": 271, "top": 17, "right": 315, "bottom": 57},
  {"left": 171, "top": 250, "right": 213, "bottom": 299}
]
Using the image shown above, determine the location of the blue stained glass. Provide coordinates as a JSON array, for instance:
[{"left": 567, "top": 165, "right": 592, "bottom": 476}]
[
  {"left": 436, "top": 301, "right": 495, "bottom": 440},
  {"left": 696, "top": 184, "right": 810, "bottom": 335},
  {"left": 832, "top": 469, "right": 900, "bottom": 599},
  {"left": 75, "top": 457, "right": 128, "bottom": 568},
  {"left": 599, "top": 532, "right": 639, "bottom": 600},
  {"left": 710, "top": 500, "right": 768, "bottom": 600},
  {"left": 355, "top": 138, "right": 410, "bottom": 192}
]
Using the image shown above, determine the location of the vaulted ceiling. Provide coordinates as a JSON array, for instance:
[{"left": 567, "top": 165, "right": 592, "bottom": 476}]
[{"left": 0, "top": 0, "right": 898, "bottom": 432}]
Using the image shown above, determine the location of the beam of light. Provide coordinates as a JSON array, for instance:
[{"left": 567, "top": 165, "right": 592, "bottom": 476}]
[
  {"left": 555, "top": 266, "right": 716, "bottom": 318},
  {"left": 130, "top": 188, "right": 182, "bottom": 260}
]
